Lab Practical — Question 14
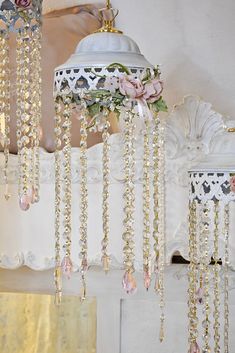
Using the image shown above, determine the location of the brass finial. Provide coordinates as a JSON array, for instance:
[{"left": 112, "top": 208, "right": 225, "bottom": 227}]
[
  {"left": 227, "top": 127, "right": 235, "bottom": 132},
  {"left": 96, "top": 0, "right": 123, "bottom": 34}
]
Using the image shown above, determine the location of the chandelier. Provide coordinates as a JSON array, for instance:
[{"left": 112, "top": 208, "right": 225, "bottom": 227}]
[
  {"left": 188, "top": 169, "right": 234, "bottom": 353},
  {"left": 0, "top": 0, "right": 43, "bottom": 210},
  {"left": 53, "top": 0, "right": 167, "bottom": 342}
]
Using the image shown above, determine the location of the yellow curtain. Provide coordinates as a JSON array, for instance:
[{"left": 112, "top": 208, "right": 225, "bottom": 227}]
[{"left": 0, "top": 292, "right": 96, "bottom": 353}]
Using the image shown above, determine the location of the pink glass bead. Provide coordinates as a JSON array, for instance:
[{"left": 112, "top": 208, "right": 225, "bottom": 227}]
[
  {"left": 190, "top": 341, "right": 200, "bottom": 353},
  {"left": 28, "top": 186, "right": 36, "bottom": 204},
  {"left": 122, "top": 271, "right": 137, "bottom": 295},
  {"left": 19, "top": 194, "right": 30, "bottom": 211},
  {"left": 61, "top": 256, "right": 73, "bottom": 279},
  {"left": 196, "top": 287, "right": 204, "bottom": 305},
  {"left": 144, "top": 271, "right": 151, "bottom": 290}
]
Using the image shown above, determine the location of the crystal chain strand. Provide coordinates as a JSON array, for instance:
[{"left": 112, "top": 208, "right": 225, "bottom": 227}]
[
  {"left": 152, "top": 114, "right": 160, "bottom": 292},
  {"left": 30, "top": 26, "right": 42, "bottom": 203},
  {"left": 143, "top": 118, "right": 151, "bottom": 290},
  {"left": 0, "top": 30, "right": 10, "bottom": 200},
  {"left": 122, "top": 111, "right": 136, "bottom": 294},
  {"left": 224, "top": 203, "right": 229, "bottom": 353},
  {"left": 213, "top": 201, "right": 220, "bottom": 353},
  {"left": 158, "top": 118, "right": 166, "bottom": 342},
  {"left": 188, "top": 200, "right": 199, "bottom": 353},
  {"left": 197, "top": 202, "right": 205, "bottom": 307},
  {"left": 54, "top": 99, "right": 63, "bottom": 305},
  {"left": 101, "top": 111, "right": 111, "bottom": 273},
  {"left": 79, "top": 108, "right": 88, "bottom": 300},
  {"left": 16, "top": 28, "right": 31, "bottom": 210},
  {"left": 61, "top": 98, "right": 73, "bottom": 279},
  {"left": 201, "top": 202, "right": 211, "bottom": 353}
]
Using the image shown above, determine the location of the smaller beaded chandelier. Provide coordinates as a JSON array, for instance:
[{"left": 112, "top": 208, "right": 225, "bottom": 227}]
[
  {"left": 0, "top": 0, "right": 43, "bottom": 209},
  {"left": 188, "top": 168, "right": 234, "bottom": 353},
  {"left": 53, "top": 0, "right": 167, "bottom": 342}
]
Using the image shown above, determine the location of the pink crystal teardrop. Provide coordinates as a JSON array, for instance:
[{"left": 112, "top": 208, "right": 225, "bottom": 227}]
[
  {"left": 196, "top": 287, "right": 204, "bottom": 305},
  {"left": 61, "top": 256, "right": 73, "bottom": 279},
  {"left": 19, "top": 194, "right": 30, "bottom": 211},
  {"left": 28, "top": 186, "right": 36, "bottom": 204},
  {"left": 190, "top": 341, "right": 200, "bottom": 353},
  {"left": 122, "top": 271, "right": 137, "bottom": 294},
  {"left": 144, "top": 271, "right": 151, "bottom": 290}
]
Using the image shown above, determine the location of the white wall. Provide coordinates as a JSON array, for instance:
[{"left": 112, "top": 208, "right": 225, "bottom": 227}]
[{"left": 113, "top": 0, "right": 235, "bottom": 119}]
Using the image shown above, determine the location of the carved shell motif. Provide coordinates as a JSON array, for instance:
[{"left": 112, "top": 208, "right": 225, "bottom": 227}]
[{"left": 165, "top": 95, "right": 224, "bottom": 160}]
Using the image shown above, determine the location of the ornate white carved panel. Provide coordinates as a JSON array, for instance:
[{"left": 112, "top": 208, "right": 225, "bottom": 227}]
[{"left": 0, "top": 95, "right": 235, "bottom": 269}]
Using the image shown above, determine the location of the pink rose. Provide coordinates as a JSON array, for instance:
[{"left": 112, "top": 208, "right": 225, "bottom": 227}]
[
  {"left": 15, "top": 0, "right": 31, "bottom": 8},
  {"left": 230, "top": 175, "right": 235, "bottom": 193},
  {"left": 119, "top": 75, "right": 145, "bottom": 99},
  {"left": 143, "top": 79, "right": 163, "bottom": 103}
]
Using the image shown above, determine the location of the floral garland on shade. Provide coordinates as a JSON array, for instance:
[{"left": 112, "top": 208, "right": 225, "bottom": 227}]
[
  {"left": 72, "top": 63, "right": 167, "bottom": 131},
  {"left": 0, "top": 0, "right": 42, "bottom": 27}
]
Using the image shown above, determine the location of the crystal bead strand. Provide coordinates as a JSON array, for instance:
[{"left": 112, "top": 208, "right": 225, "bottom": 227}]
[
  {"left": 201, "top": 202, "right": 211, "bottom": 353},
  {"left": 30, "top": 25, "right": 42, "bottom": 203},
  {"left": 197, "top": 202, "right": 205, "bottom": 306},
  {"left": 152, "top": 114, "right": 160, "bottom": 292},
  {"left": 122, "top": 110, "right": 137, "bottom": 294},
  {"left": 0, "top": 29, "right": 10, "bottom": 200},
  {"left": 16, "top": 29, "right": 23, "bottom": 202},
  {"left": 61, "top": 98, "right": 73, "bottom": 279},
  {"left": 79, "top": 107, "right": 89, "bottom": 300},
  {"left": 101, "top": 110, "right": 111, "bottom": 273},
  {"left": 224, "top": 203, "right": 229, "bottom": 353},
  {"left": 213, "top": 201, "right": 220, "bottom": 353},
  {"left": 142, "top": 118, "right": 151, "bottom": 290},
  {"left": 158, "top": 118, "right": 166, "bottom": 342},
  {"left": 188, "top": 200, "right": 200, "bottom": 353},
  {"left": 54, "top": 99, "right": 63, "bottom": 305},
  {"left": 16, "top": 28, "right": 32, "bottom": 211}
]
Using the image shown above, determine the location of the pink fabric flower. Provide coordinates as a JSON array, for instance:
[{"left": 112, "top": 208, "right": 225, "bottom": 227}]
[
  {"left": 230, "top": 175, "right": 235, "bottom": 193},
  {"left": 143, "top": 79, "right": 163, "bottom": 103},
  {"left": 15, "top": 0, "right": 31, "bottom": 8},
  {"left": 119, "top": 75, "right": 145, "bottom": 99},
  {"left": 104, "top": 76, "right": 119, "bottom": 93}
]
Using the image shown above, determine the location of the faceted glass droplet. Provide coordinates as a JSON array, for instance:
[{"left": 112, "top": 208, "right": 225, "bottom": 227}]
[
  {"left": 61, "top": 256, "right": 73, "bottom": 279},
  {"left": 122, "top": 271, "right": 137, "bottom": 295},
  {"left": 144, "top": 271, "right": 151, "bottom": 290},
  {"left": 28, "top": 186, "right": 36, "bottom": 204},
  {"left": 102, "top": 255, "right": 110, "bottom": 273},
  {"left": 19, "top": 194, "right": 30, "bottom": 211},
  {"left": 54, "top": 291, "right": 62, "bottom": 306},
  {"left": 196, "top": 287, "right": 204, "bottom": 305},
  {"left": 190, "top": 341, "right": 200, "bottom": 353}
]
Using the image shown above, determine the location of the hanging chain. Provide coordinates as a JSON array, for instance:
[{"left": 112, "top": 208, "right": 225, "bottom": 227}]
[
  {"left": 188, "top": 200, "right": 200, "bottom": 353},
  {"left": 54, "top": 99, "right": 63, "bottom": 305},
  {"left": 122, "top": 111, "right": 137, "bottom": 294},
  {"left": 213, "top": 201, "right": 220, "bottom": 353},
  {"left": 201, "top": 202, "right": 211, "bottom": 353},
  {"left": 79, "top": 107, "right": 89, "bottom": 300},
  {"left": 101, "top": 110, "right": 111, "bottom": 273},
  {"left": 30, "top": 25, "right": 42, "bottom": 203},
  {"left": 152, "top": 113, "right": 166, "bottom": 342},
  {"left": 143, "top": 118, "right": 151, "bottom": 290},
  {"left": 61, "top": 98, "right": 73, "bottom": 279},
  {"left": 0, "top": 29, "right": 10, "bottom": 200},
  {"left": 224, "top": 203, "right": 230, "bottom": 353}
]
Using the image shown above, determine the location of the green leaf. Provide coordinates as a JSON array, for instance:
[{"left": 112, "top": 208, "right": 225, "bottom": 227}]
[
  {"left": 151, "top": 97, "right": 168, "bottom": 112},
  {"left": 88, "top": 103, "right": 100, "bottom": 117}
]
